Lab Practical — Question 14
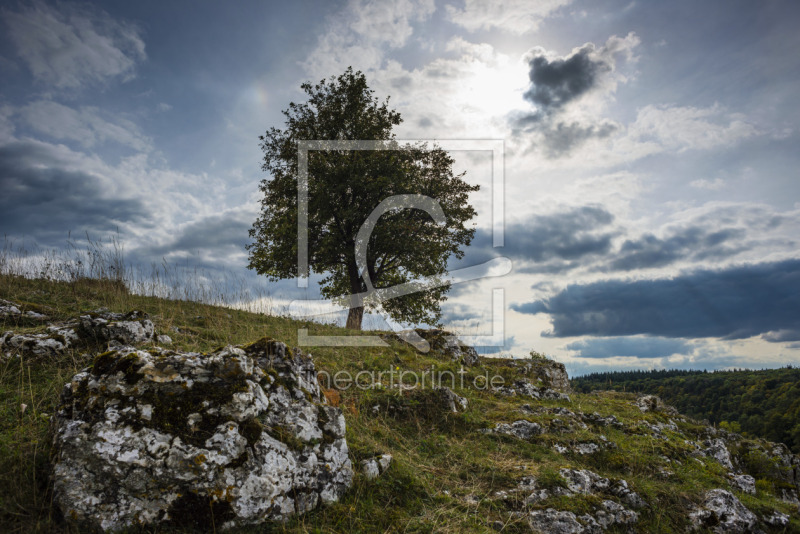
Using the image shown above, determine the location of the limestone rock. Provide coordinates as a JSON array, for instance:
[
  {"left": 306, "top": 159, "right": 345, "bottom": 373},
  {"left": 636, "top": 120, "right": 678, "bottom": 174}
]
[
  {"left": 703, "top": 438, "right": 734, "bottom": 470},
  {"left": 635, "top": 394, "right": 678, "bottom": 415},
  {"left": 436, "top": 386, "right": 468, "bottom": 413},
  {"left": 50, "top": 338, "right": 352, "bottom": 532},
  {"left": 505, "top": 356, "right": 571, "bottom": 392},
  {"left": 763, "top": 510, "right": 789, "bottom": 527},
  {"left": 360, "top": 454, "right": 392, "bottom": 480},
  {"left": 730, "top": 474, "right": 756, "bottom": 495},
  {"left": 527, "top": 508, "right": 585, "bottom": 534},
  {"left": 387, "top": 329, "right": 480, "bottom": 366},
  {"left": 0, "top": 298, "right": 49, "bottom": 323},
  {"left": 689, "top": 489, "right": 759, "bottom": 533},
  {"left": 488, "top": 420, "right": 542, "bottom": 440},
  {"left": 557, "top": 468, "right": 646, "bottom": 509},
  {"left": 530, "top": 359, "right": 570, "bottom": 392},
  {"left": 493, "top": 378, "right": 571, "bottom": 401},
  {"left": 1, "top": 309, "right": 154, "bottom": 359}
]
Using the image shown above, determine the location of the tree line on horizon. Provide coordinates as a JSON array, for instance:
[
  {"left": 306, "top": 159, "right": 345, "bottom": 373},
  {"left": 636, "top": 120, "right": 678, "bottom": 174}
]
[{"left": 572, "top": 366, "right": 800, "bottom": 454}]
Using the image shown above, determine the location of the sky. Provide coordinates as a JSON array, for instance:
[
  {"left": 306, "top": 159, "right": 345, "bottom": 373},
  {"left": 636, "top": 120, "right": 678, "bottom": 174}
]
[{"left": 1, "top": 0, "right": 799, "bottom": 376}]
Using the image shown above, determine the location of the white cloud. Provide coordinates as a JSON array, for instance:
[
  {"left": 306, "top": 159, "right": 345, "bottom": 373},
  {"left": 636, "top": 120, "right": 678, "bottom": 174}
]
[
  {"left": 2, "top": 0, "right": 146, "bottom": 89},
  {"left": 18, "top": 100, "right": 151, "bottom": 152},
  {"left": 445, "top": 0, "right": 572, "bottom": 35},
  {"left": 627, "top": 103, "right": 759, "bottom": 153},
  {"left": 304, "top": 0, "right": 435, "bottom": 78}
]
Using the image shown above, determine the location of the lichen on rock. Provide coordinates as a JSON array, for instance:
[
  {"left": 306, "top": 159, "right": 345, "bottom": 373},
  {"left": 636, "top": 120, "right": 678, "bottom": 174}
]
[{"left": 50, "top": 338, "right": 352, "bottom": 532}]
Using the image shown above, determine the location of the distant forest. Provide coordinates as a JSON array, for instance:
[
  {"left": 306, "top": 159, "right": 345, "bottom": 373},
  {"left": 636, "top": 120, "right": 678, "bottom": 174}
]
[{"left": 571, "top": 367, "right": 800, "bottom": 454}]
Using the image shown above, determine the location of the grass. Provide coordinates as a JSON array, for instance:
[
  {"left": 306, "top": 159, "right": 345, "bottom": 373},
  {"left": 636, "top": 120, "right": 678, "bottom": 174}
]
[{"left": 1, "top": 241, "right": 800, "bottom": 533}]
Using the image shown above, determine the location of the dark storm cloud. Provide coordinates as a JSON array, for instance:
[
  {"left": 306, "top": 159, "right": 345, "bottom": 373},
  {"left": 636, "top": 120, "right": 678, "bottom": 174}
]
[
  {"left": 511, "top": 45, "right": 617, "bottom": 157},
  {"left": 449, "top": 206, "right": 616, "bottom": 273},
  {"left": 0, "top": 141, "right": 147, "bottom": 245},
  {"left": 607, "top": 226, "right": 748, "bottom": 271},
  {"left": 761, "top": 329, "right": 800, "bottom": 343},
  {"left": 566, "top": 337, "right": 693, "bottom": 359},
  {"left": 512, "top": 259, "right": 800, "bottom": 340},
  {"left": 523, "top": 46, "right": 608, "bottom": 115}
]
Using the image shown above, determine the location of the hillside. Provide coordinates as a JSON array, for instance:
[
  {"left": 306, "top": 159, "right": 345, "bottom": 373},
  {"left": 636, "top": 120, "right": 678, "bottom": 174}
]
[
  {"left": 572, "top": 368, "right": 800, "bottom": 454},
  {"left": 1, "top": 272, "right": 799, "bottom": 533}
]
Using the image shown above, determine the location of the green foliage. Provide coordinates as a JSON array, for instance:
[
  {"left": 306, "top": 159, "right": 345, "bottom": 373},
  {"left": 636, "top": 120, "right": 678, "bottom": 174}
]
[
  {"left": 572, "top": 367, "right": 800, "bottom": 453},
  {"left": 528, "top": 350, "right": 549, "bottom": 361},
  {"left": 247, "top": 67, "right": 479, "bottom": 329}
]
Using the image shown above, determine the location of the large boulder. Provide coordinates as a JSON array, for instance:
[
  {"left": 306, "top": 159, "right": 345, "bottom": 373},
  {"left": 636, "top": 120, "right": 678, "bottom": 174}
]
[{"left": 50, "top": 338, "right": 352, "bottom": 531}]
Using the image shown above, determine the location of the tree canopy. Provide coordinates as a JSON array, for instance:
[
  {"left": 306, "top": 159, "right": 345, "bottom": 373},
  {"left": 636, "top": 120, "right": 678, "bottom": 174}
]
[
  {"left": 247, "top": 68, "right": 478, "bottom": 329},
  {"left": 572, "top": 367, "right": 800, "bottom": 453}
]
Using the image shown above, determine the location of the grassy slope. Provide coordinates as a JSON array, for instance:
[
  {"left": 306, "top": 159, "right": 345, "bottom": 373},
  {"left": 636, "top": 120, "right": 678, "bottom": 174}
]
[{"left": 1, "top": 273, "right": 799, "bottom": 533}]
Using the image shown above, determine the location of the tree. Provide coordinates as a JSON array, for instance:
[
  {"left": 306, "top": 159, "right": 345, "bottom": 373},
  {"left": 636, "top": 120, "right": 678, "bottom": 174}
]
[{"left": 247, "top": 67, "right": 478, "bottom": 330}]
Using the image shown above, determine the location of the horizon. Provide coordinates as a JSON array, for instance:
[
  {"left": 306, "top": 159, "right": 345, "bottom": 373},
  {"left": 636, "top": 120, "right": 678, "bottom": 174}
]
[{"left": 1, "top": 0, "right": 799, "bottom": 377}]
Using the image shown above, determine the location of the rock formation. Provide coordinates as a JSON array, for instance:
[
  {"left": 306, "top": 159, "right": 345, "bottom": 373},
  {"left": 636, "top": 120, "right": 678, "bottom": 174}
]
[
  {"left": 2, "top": 305, "right": 155, "bottom": 359},
  {"left": 50, "top": 338, "right": 352, "bottom": 531}
]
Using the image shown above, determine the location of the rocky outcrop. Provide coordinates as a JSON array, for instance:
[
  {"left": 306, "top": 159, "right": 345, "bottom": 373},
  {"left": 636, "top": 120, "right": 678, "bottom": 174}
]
[
  {"left": 494, "top": 378, "right": 571, "bottom": 401},
  {"left": 1, "top": 308, "right": 154, "bottom": 359},
  {"left": 730, "top": 474, "right": 756, "bottom": 495},
  {"left": 702, "top": 438, "right": 735, "bottom": 470},
  {"left": 517, "top": 469, "right": 642, "bottom": 532},
  {"left": 526, "top": 508, "right": 586, "bottom": 534},
  {"left": 387, "top": 328, "right": 480, "bottom": 366},
  {"left": 486, "top": 420, "right": 543, "bottom": 440},
  {"left": 634, "top": 394, "right": 678, "bottom": 415},
  {"left": 689, "top": 489, "right": 759, "bottom": 533},
  {"left": 50, "top": 338, "right": 352, "bottom": 532},
  {"left": 0, "top": 298, "right": 49, "bottom": 323},
  {"left": 500, "top": 353, "right": 570, "bottom": 392}
]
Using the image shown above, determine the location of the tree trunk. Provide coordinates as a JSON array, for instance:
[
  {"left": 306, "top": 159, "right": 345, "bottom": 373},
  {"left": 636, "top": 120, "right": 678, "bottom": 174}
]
[
  {"left": 345, "top": 305, "right": 364, "bottom": 330},
  {"left": 345, "top": 259, "right": 365, "bottom": 330}
]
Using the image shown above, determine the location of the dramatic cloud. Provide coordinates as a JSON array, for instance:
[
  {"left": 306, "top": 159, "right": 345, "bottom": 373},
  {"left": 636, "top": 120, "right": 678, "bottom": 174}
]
[
  {"left": 445, "top": 0, "right": 572, "bottom": 35},
  {"left": 2, "top": 0, "right": 145, "bottom": 88},
  {"left": 607, "top": 226, "right": 747, "bottom": 271},
  {"left": 512, "top": 33, "right": 639, "bottom": 157},
  {"left": 0, "top": 141, "right": 148, "bottom": 244},
  {"left": 523, "top": 46, "right": 608, "bottom": 114},
  {"left": 451, "top": 206, "right": 616, "bottom": 272},
  {"left": 566, "top": 337, "right": 693, "bottom": 359},
  {"left": 513, "top": 259, "right": 800, "bottom": 341}
]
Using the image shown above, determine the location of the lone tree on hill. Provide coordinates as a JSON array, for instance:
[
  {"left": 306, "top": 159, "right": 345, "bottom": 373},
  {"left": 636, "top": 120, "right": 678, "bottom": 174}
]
[{"left": 247, "top": 67, "right": 478, "bottom": 330}]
